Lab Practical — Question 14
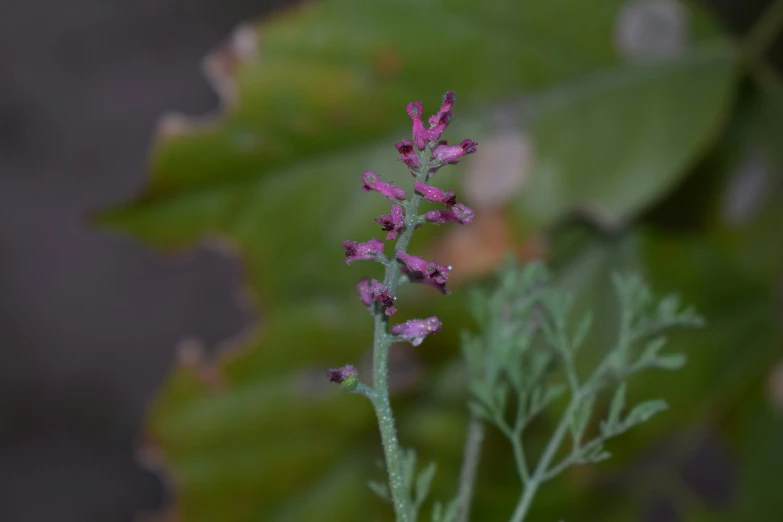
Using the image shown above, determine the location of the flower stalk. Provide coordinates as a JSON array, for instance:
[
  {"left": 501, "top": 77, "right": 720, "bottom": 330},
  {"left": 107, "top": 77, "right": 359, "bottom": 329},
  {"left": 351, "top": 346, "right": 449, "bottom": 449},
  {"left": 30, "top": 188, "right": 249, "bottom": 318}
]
[{"left": 329, "top": 91, "right": 477, "bottom": 522}]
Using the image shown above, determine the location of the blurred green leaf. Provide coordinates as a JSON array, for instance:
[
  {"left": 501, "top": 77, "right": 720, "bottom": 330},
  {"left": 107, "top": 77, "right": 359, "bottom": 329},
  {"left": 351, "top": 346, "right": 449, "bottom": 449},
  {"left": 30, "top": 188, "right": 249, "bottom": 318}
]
[{"left": 518, "top": 45, "right": 737, "bottom": 227}]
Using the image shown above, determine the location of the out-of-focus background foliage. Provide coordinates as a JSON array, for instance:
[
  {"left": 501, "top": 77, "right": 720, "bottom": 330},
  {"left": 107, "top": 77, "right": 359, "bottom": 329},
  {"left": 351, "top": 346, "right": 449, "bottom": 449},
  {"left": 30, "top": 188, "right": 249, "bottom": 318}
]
[{"left": 1, "top": 0, "right": 781, "bottom": 521}]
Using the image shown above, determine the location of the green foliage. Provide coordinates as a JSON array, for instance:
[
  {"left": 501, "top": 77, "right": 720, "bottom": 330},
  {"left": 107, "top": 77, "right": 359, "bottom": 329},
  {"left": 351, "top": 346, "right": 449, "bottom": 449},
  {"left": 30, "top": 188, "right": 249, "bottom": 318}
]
[
  {"left": 462, "top": 260, "right": 703, "bottom": 520},
  {"left": 431, "top": 498, "right": 459, "bottom": 522},
  {"left": 518, "top": 45, "right": 735, "bottom": 226}
]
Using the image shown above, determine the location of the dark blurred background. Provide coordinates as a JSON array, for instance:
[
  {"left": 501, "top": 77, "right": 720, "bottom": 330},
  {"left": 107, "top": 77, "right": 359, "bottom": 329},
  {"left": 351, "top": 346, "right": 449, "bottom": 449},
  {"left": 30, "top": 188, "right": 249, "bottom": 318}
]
[
  {"left": 0, "top": 1, "right": 780, "bottom": 521},
  {"left": 0, "top": 1, "right": 282, "bottom": 520}
]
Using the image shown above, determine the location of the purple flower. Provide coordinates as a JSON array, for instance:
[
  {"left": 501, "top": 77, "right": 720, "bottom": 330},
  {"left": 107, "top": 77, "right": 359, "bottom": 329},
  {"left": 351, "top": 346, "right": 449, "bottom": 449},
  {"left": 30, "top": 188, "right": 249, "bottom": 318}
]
[
  {"left": 342, "top": 239, "right": 385, "bottom": 264},
  {"left": 427, "top": 91, "right": 455, "bottom": 128},
  {"left": 396, "top": 140, "right": 421, "bottom": 170},
  {"left": 402, "top": 266, "right": 451, "bottom": 295},
  {"left": 424, "top": 111, "right": 452, "bottom": 144},
  {"left": 408, "top": 92, "right": 457, "bottom": 149},
  {"left": 396, "top": 252, "right": 449, "bottom": 283},
  {"left": 406, "top": 101, "right": 427, "bottom": 150},
  {"left": 328, "top": 364, "right": 357, "bottom": 383},
  {"left": 356, "top": 278, "right": 373, "bottom": 306},
  {"left": 425, "top": 203, "right": 474, "bottom": 225},
  {"left": 375, "top": 204, "right": 405, "bottom": 240},
  {"left": 371, "top": 279, "right": 397, "bottom": 316},
  {"left": 396, "top": 251, "right": 451, "bottom": 294},
  {"left": 340, "top": 91, "right": 475, "bottom": 340},
  {"left": 414, "top": 181, "right": 457, "bottom": 206},
  {"left": 327, "top": 364, "right": 359, "bottom": 390},
  {"left": 391, "top": 317, "right": 442, "bottom": 346},
  {"left": 362, "top": 171, "right": 407, "bottom": 201},
  {"left": 432, "top": 139, "right": 478, "bottom": 164}
]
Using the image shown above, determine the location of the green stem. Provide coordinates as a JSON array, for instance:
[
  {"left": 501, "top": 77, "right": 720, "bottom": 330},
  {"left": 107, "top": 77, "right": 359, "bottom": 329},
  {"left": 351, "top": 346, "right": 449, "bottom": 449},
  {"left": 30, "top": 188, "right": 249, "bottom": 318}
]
[
  {"left": 507, "top": 394, "right": 581, "bottom": 522},
  {"left": 371, "top": 314, "right": 410, "bottom": 522},
  {"left": 509, "top": 434, "right": 530, "bottom": 484},
  {"left": 370, "top": 149, "right": 431, "bottom": 522},
  {"left": 507, "top": 339, "right": 616, "bottom": 522},
  {"left": 455, "top": 413, "right": 486, "bottom": 522}
]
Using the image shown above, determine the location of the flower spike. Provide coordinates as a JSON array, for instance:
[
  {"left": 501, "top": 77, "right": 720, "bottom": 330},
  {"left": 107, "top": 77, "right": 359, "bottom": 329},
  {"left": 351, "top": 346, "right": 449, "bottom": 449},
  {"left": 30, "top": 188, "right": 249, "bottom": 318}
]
[{"left": 334, "top": 91, "right": 477, "bottom": 522}]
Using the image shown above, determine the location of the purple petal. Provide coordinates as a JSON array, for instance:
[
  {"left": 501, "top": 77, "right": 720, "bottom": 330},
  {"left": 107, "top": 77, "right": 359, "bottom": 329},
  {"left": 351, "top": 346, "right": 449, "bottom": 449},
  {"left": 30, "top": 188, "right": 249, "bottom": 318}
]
[
  {"left": 432, "top": 139, "right": 478, "bottom": 163},
  {"left": 362, "top": 171, "right": 407, "bottom": 201},
  {"left": 427, "top": 91, "right": 455, "bottom": 127},
  {"left": 406, "top": 101, "right": 426, "bottom": 150},
  {"left": 375, "top": 204, "right": 406, "bottom": 240},
  {"left": 396, "top": 140, "right": 421, "bottom": 170},
  {"left": 414, "top": 181, "right": 457, "bottom": 206},
  {"left": 391, "top": 317, "right": 442, "bottom": 346},
  {"left": 356, "top": 278, "right": 373, "bottom": 306},
  {"left": 327, "top": 364, "right": 357, "bottom": 383},
  {"left": 370, "top": 279, "right": 397, "bottom": 316},
  {"left": 425, "top": 203, "right": 474, "bottom": 225},
  {"left": 342, "top": 239, "right": 385, "bottom": 264}
]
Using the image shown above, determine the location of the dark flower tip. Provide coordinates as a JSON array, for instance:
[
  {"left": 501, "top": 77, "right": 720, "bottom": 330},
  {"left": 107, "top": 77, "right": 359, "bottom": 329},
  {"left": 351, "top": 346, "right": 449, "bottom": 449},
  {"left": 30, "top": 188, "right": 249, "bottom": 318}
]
[
  {"left": 397, "top": 251, "right": 451, "bottom": 294},
  {"left": 395, "top": 140, "right": 414, "bottom": 155},
  {"left": 371, "top": 279, "right": 397, "bottom": 316},
  {"left": 375, "top": 204, "right": 405, "bottom": 240},
  {"left": 327, "top": 364, "right": 359, "bottom": 391},
  {"left": 461, "top": 139, "right": 478, "bottom": 154},
  {"left": 432, "top": 139, "right": 478, "bottom": 164},
  {"left": 395, "top": 139, "right": 421, "bottom": 170}
]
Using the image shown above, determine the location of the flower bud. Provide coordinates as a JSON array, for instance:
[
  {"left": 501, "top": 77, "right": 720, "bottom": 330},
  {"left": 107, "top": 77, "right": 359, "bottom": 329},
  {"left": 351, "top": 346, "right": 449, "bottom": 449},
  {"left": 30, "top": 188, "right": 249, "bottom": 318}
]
[{"left": 327, "top": 364, "right": 359, "bottom": 391}]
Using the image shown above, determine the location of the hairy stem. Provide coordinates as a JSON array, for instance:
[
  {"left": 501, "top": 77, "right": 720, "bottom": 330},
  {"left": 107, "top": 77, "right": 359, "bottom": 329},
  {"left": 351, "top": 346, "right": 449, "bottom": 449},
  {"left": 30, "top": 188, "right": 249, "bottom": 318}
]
[
  {"left": 455, "top": 413, "right": 486, "bottom": 522},
  {"left": 371, "top": 312, "right": 410, "bottom": 522},
  {"left": 370, "top": 149, "right": 431, "bottom": 522}
]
